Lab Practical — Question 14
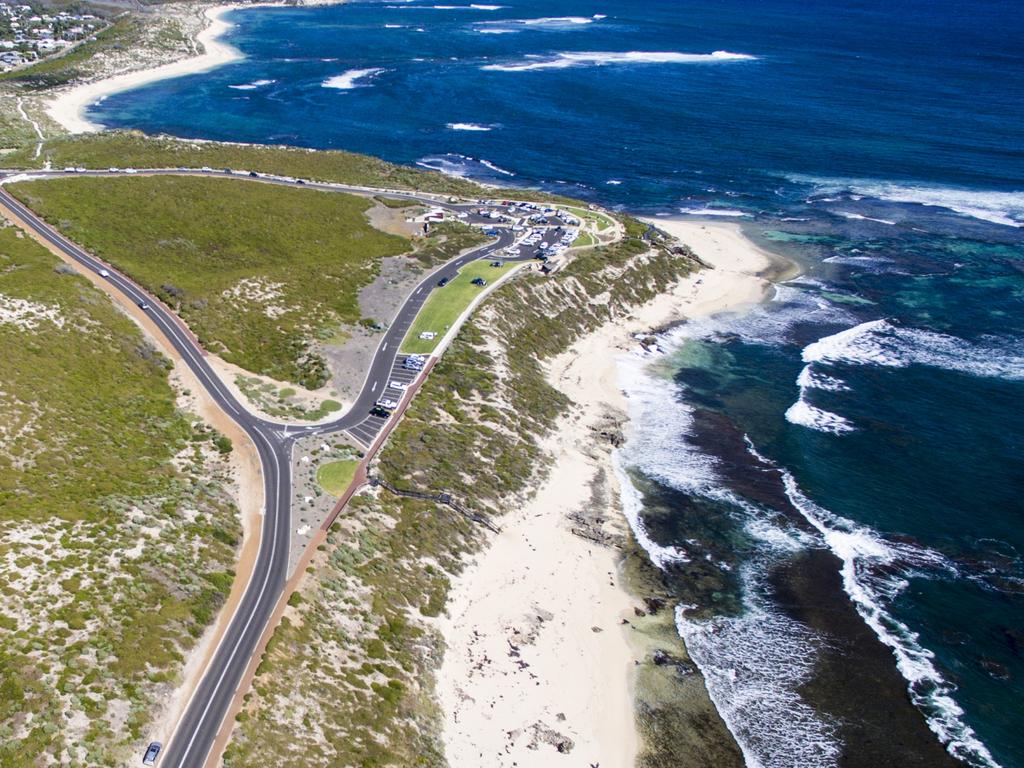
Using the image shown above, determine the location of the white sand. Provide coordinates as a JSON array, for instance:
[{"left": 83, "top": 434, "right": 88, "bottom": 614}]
[
  {"left": 46, "top": 5, "right": 245, "bottom": 134},
  {"left": 438, "top": 219, "right": 777, "bottom": 766}
]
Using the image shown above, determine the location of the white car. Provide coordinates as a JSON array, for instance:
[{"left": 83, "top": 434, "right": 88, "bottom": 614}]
[
  {"left": 376, "top": 398, "right": 399, "bottom": 410},
  {"left": 99, "top": 269, "right": 110, "bottom": 278},
  {"left": 389, "top": 381, "right": 408, "bottom": 391}
]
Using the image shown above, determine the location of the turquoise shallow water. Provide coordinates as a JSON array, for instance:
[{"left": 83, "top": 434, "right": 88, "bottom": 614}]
[{"left": 94, "top": 0, "right": 1024, "bottom": 764}]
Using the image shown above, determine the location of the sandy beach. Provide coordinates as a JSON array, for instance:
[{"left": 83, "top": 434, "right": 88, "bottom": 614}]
[
  {"left": 438, "top": 219, "right": 777, "bottom": 766},
  {"left": 46, "top": 4, "right": 246, "bottom": 134}
]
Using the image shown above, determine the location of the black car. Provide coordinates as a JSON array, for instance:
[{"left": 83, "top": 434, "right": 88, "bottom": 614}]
[
  {"left": 370, "top": 406, "right": 391, "bottom": 418},
  {"left": 248, "top": 171, "right": 259, "bottom": 178},
  {"left": 471, "top": 277, "right": 486, "bottom": 286},
  {"left": 490, "top": 260, "right": 503, "bottom": 267},
  {"left": 437, "top": 276, "right": 450, "bottom": 287},
  {"left": 296, "top": 179, "right": 305, "bottom": 185}
]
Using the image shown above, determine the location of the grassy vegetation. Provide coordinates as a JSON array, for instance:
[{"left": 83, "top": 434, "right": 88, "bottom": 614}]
[
  {"left": 0, "top": 17, "right": 142, "bottom": 90},
  {"left": 564, "top": 204, "right": 616, "bottom": 232},
  {"left": 572, "top": 230, "right": 598, "bottom": 248},
  {"left": 7, "top": 132, "right": 490, "bottom": 196},
  {"left": 316, "top": 460, "right": 360, "bottom": 497},
  {"left": 8, "top": 175, "right": 410, "bottom": 387},
  {"left": 401, "top": 259, "right": 518, "bottom": 354},
  {"left": 5, "top": 132, "right": 576, "bottom": 205},
  {"left": 235, "top": 376, "right": 342, "bottom": 421},
  {"left": 226, "top": 223, "right": 701, "bottom": 767},
  {"left": 408, "top": 220, "right": 490, "bottom": 268},
  {"left": 0, "top": 221, "right": 241, "bottom": 765},
  {"left": 374, "top": 196, "right": 419, "bottom": 209}
]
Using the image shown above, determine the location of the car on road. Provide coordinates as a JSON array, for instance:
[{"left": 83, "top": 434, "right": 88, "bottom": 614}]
[
  {"left": 142, "top": 741, "right": 162, "bottom": 765},
  {"left": 99, "top": 269, "right": 110, "bottom": 278},
  {"left": 248, "top": 171, "right": 259, "bottom": 178},
  {"left": 437, "top": 276, "right": 450, "bottom": 287},
  {"left": 471, "top": 277, "right": 486, "bottom": 286},
  {"left": 138, "top": 301, "right": 151, "bottom": 311}
]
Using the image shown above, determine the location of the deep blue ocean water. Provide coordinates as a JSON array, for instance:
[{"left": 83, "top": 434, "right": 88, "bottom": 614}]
[{"left": 92, "top": 1, "right": 1024, "bottom": 765}]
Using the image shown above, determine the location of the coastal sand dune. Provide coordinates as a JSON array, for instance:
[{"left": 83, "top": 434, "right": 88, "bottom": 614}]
[{"left": 438, "top": 219, "right": 775, "bottom": 766}]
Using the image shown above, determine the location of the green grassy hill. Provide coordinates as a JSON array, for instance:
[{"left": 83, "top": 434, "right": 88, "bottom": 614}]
[{"left": 9, "top": 174, "right": 411, "bottom": 387}]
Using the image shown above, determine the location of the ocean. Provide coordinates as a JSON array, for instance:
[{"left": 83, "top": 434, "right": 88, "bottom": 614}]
[{"left": 91, "top": 0, "right": 1024, "bottom": 765}]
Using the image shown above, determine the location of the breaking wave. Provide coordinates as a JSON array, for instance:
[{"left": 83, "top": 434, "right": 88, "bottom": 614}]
[
  {"left": 800, "top": 319, "right": 1024, "bottom": 381},
  {"left": 677, "top": 598, "right": 842, "bottom": 768},
  {"left": 779, "top": 473, "right": 1002, "bottom": 768},
  {"left": 416, "top": 153, "right": 515, "bottom": 179},
  {"left": 482, "top": 49, "right": 756, "bottom": 72},
  {"left": 794, "top": 176, "right": 1024, "bottom": 228},
  {"left": 446, "top": 122, "right": 494, "bottom": 131},
  {"left": 321, "top": 68, "right": 386, "bottom": 90},
  {"left": 228, "top": 79, "right": 275, "bottom": 90}
]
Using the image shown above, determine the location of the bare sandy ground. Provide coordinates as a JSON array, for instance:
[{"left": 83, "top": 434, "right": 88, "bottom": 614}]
[{"left": 438, "top": 219, "right": 775, "bottom": 767}]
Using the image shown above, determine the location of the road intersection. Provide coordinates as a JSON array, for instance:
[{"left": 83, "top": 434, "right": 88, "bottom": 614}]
[{"left": 0, "top": 168, "right": 577, "bottom": 767}]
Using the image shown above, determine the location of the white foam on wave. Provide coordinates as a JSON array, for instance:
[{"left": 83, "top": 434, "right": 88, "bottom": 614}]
[
  {"left": 479, "top": 158, "right": 514, "bottom": 175},
  {"left": 795, "top": 175, "right": 1024, "bottom": 228},
  {"left": 228, "top": 78, "right": 275, "bottom": 90},
  {"left": 482, "top": 49, "right": 756, "bottom": 72},
  {"left": 322, "top": 68, "right": 386, "bottom": 90},
  {"left": 677, "top": 597, "right": 842, "bottom": 768},
  {"left": 615, "top": 301, "right": 1003, "bottom": 767},
  {"left": 446, "top": 122, "right": 493, "bottom": 131},
  {"left": 477, "top": 14, "right": 603, "bottom": 30},
  {"left": 678, "top": 205, "right": 749, "bottom": 217},
  {"left": 786, "top": 319, "right": 1024, "bottom": 435},
  {"left": 784, "top": 396, "right": 854, "bottom": 434},
  {"left": 801, "top": 319, "right": 1024, "bottom": 381},
  {"left": 780, "top": 473, "right": 1002, "bottom": 768},
  {"left": 835, "top": 211, "right": 897, "bottom": 226},
  {"left": 416, "top": 153, "right": 515, "bottom": 178}
]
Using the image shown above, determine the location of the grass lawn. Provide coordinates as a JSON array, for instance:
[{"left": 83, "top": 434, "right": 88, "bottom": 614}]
[
  {"left": 316, "top": 459, "right": 360, "bottom": 497},
  {"left": 572, "top": 230, "right": 598, "bottom": 248},
  {"left": 564, "top": 205, "right": 615, "bottom": 232},
  {"left": 8, "top": 175, "right": 410, "bottom": 387},
  {"left": 401, "top": 259, "right": 519, "bottom": 354}
]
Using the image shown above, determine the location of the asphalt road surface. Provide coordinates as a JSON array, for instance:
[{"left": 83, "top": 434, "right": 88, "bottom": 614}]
[{"left": 0, "top": 168, "right": 564, "bottom": 768}]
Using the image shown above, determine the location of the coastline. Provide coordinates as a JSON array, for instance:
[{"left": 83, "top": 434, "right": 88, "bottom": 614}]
[
  {"left": 46, "top": 4, "right": 247, "bottom": 134},
  {"left": 437, "top": 218, "right": 778, "bottom": 766}
]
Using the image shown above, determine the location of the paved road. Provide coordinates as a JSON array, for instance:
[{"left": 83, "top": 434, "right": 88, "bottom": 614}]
[{"left": 0, "top": 168, "right": 565, "bottom": 768}]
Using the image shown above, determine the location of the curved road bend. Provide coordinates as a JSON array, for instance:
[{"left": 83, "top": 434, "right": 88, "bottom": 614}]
[{"left": 0, "top": 174, "right": 540, "bottom": 768}]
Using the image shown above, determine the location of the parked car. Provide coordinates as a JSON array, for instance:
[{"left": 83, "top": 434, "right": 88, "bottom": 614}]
[
  {"left": 471, "top": 277, "right": 486, "bottom": 286},
  {"left": 375, "top": 398, "right": 399, "bottom": 410},
  {"left": 490, "top": 260, "right": 503, "bottom": 267},
  {"left": 388, "top": 381, "right": 408, "bottom": 391},
  {"left": 143, "top": 741, "right": 162, "bottom": 765}
]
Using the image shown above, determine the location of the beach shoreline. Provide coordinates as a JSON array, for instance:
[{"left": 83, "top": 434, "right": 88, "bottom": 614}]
[
  {"left": 46, "top": 4, "right": 248, "bottom": 134},
  {"left": 437, "top": 218, "right": 781, "bottom": 766}
]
